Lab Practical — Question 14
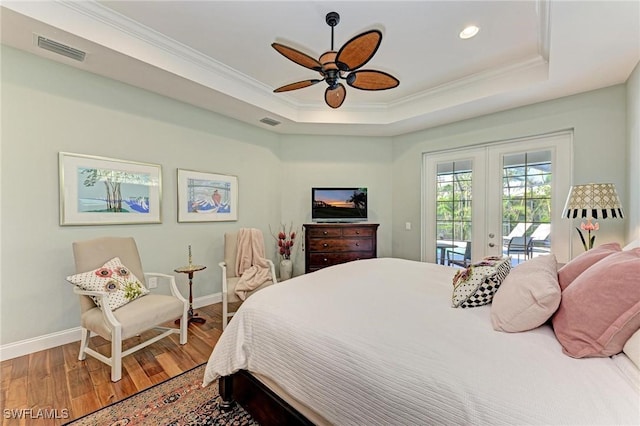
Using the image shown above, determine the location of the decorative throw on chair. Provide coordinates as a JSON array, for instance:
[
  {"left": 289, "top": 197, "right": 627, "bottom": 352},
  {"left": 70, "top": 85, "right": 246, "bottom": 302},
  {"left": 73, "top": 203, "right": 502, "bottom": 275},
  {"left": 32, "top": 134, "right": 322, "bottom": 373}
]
[
  {"left": 235, "top": 228, "right": 272, "bottom": 300},
  {"left": 451, "top": 256, "right": 511, "bottom": 308}
]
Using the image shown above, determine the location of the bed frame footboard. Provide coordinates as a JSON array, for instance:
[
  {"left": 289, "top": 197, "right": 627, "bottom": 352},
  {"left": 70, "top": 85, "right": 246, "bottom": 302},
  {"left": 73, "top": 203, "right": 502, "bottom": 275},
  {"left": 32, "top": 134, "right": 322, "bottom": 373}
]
[{"left": 218, "top": 370, "right": 314, "bottom": 425}]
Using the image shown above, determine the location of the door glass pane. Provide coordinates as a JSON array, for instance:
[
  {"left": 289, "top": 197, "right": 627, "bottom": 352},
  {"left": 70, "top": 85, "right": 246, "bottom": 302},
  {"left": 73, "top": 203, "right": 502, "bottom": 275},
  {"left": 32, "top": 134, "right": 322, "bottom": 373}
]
[
  {"left": 436, "top": 160, "right": 472, "bottom": 268},
  {"left": 503, "top": 151, "right": 552, "bottom": 265}
]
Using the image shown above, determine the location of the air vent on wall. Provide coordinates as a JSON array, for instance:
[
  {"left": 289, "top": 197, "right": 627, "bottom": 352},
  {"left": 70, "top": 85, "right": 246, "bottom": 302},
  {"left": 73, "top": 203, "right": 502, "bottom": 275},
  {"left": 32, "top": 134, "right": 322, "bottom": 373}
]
[
  {"left": 36, "top": 36, "right": 86, "bottom": 62},
  {"left": 259, "top": 117, "right": 281, "bottom": 126}
]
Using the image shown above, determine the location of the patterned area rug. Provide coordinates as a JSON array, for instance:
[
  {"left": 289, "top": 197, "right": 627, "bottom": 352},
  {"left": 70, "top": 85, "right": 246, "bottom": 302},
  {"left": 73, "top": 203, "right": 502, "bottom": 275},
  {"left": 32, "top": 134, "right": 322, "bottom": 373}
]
[{"left": 64, "top": 364, "right": 258, "bottom": 425}]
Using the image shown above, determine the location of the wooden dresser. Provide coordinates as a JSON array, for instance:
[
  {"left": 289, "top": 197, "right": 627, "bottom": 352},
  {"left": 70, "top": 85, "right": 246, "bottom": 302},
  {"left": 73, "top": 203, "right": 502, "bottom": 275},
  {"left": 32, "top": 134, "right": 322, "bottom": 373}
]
[{"left": 303, "top": 223, "right": 379, "bottom": 273}]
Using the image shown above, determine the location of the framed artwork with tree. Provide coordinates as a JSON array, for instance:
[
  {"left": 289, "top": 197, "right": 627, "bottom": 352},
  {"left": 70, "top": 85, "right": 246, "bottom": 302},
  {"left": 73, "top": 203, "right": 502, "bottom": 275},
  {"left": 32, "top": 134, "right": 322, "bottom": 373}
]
[{"left": 58, "top": 152, "right": 162, "bottom": 225}]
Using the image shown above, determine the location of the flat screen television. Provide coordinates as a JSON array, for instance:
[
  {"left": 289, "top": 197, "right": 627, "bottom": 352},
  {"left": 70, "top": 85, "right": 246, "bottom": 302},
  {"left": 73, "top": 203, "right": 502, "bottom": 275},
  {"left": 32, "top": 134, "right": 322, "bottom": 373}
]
[{"left": 311, "top": 187, "right": 368, "bottom": 222}]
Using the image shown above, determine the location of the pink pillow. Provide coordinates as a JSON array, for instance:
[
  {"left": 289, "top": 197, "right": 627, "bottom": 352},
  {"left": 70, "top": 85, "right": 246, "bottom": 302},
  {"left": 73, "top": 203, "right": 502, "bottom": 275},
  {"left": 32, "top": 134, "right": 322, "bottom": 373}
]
[
  {"left": 491, "top": 254, "right": 560, "bottom": 332},
  {"left": 557, "top": 242, "right": 621, "bottom": 290},
  {"left": 552, "top": 248, "right": 640, "bottom": 358}
]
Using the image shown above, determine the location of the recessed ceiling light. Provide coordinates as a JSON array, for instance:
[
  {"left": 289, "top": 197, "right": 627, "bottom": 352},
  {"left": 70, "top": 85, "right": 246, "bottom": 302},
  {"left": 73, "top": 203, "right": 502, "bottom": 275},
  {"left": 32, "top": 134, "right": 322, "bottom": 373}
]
[{"left": 459, "top": 25, "right": 480, "bottom": 40}]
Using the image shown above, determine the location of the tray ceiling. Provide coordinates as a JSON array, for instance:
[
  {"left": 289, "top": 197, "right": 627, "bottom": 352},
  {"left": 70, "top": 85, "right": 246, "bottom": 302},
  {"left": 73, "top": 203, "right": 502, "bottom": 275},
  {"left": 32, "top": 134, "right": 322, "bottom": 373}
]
[{"left": 1, "top": 1, "right": 638, "bottom": 136}]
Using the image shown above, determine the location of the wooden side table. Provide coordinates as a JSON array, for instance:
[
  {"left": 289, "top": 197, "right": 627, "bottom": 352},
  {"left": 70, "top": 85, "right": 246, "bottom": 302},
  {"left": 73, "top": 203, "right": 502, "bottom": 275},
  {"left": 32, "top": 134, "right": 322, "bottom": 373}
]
[{"left": 175, "top": 264, "right": 206, "bottom": 325}]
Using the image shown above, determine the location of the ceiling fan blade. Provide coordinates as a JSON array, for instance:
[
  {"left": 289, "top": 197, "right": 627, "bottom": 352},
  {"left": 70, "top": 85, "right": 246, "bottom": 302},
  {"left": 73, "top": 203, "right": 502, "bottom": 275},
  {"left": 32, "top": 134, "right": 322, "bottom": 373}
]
[
  {"left": 274, "top": 79, "right": 323, "bottom": 93},
  {"left": 346, "top": 70, "right": 399, "bottom": 90},
  {"left": 325, "top": 83, "right": 346, "bottom": 109},
  {"left": 272, "top": 43, "right": 322, "bottom": 71},
  {"left": 335, "top": 30, "right": 382, "bottom": 72}
]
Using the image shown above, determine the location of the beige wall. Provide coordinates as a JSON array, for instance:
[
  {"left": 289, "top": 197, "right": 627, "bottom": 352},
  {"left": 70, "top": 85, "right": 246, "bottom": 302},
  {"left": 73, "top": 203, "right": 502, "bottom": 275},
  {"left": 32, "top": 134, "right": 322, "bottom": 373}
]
[
  {"left": 0, "top": 47, "right": 396, "bottom": 347},
  {"left": 391, "top": 86, "right": 629, "bottom": 261},
  {"left": 279, "top": 134, "right": 393, "bottom": 276},
  {"left": 0, "top": 45, "right": 636, "bottom": 351},
  {"left": 0, "top": 47, "right": 280, "bottom": 344},
  {"left": 626, "top": 61, "right": 640, "bottom": 242}
]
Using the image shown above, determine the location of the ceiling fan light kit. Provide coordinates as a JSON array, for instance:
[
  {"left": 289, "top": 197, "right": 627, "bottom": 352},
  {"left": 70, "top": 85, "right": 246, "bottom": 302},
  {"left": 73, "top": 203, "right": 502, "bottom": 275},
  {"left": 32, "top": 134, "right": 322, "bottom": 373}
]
[{"left": 272, "top": 11, "right": 399, "bottom": 109}]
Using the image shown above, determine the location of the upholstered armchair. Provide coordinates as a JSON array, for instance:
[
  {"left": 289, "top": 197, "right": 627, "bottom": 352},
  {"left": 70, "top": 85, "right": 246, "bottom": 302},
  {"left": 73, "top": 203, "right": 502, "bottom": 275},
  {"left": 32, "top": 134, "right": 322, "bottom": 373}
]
[
  {"left": 219, "top": 231, "right": 277, "bottom": 329},
  {"left": 70, "top": 237, "right": 188, "bottom": 382}
]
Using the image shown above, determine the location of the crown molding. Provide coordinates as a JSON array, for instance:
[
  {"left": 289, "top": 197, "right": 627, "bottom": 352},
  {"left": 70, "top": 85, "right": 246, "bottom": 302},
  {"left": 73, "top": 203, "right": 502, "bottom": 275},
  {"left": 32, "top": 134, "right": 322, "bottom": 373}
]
[
  {"left": 537, "top": 0, "right": 551, "bottom": 62},
  {"left": 393, "top": 55, "right": 549, "bottom": 108},
  {"left": 3, "top": 0, "right": 552, "bottom": 126},
  {"left": 58, "top": 1, "right": 276, "bottom": 96}
]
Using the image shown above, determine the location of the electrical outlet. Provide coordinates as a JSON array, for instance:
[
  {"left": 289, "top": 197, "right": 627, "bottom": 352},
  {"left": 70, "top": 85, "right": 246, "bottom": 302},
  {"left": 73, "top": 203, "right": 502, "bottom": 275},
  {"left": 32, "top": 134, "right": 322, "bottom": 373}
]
[
  {"left": 148, "top": 277, "right": 158, "bottom": 288},
  {"left": 405, "top": 222, "right": 412, "bottom": 230}
]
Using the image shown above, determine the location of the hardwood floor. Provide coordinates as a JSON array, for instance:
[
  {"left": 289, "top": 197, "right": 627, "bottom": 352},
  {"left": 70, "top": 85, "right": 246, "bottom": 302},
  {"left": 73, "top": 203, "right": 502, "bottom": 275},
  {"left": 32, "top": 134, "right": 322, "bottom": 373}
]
[{"left": 0, "top": 303, "right": 231, "bottom": 426}]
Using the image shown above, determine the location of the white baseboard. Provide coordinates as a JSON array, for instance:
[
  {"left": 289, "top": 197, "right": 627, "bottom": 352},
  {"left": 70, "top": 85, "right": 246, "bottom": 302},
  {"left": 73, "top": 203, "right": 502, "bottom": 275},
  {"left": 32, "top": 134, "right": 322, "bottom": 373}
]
[
  {"left": 193, "top": 292, "right": 221, "bottom": 309},
  {"left": 0, "top": 327, "right": 83, "bottom": 362},
  {"left": 0, "top": 292, "right": 222, "bottom": 362}
]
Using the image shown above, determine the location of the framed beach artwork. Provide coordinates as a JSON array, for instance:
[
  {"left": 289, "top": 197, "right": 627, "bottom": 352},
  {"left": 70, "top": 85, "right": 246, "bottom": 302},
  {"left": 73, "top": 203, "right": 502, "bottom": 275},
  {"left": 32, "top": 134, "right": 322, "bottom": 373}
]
[
  {"left": 177, "top": 169, "right": 238, "bottom": 222},
  {"left": 59, "top": 152, "right": 162, "bottom": 225}
]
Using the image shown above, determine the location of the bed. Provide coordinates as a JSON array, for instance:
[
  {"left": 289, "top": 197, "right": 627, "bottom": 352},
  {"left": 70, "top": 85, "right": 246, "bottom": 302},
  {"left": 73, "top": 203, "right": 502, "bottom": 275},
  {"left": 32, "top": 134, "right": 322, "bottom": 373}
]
[{"left": 203, "top": 257, "right": 640, "bottom": 425}]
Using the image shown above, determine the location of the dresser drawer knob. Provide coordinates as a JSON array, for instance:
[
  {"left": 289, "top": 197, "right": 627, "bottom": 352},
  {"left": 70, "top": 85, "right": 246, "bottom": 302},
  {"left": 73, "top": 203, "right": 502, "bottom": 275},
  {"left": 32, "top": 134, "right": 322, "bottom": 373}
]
[
  {"left": 323, "top": 258, "right": 328, "bottom": 262},
  {"left": 355, "top": 242, "right": 360, "bottom": 247},
  {"left": 355, "top": 231, "right": 360, "bottom": 234},
  {"left": 323, "top": 243, "right": 328, "bottom": 247},
  {"left": 323, "top": 231, "right": 328, "bottom": 235}
]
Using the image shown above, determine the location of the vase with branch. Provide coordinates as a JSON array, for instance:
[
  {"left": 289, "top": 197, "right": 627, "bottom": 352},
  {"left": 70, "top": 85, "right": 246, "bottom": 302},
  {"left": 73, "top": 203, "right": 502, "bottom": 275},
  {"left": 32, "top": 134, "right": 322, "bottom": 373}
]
[{"left": 270, "top": 223, "right": 297, "bottom": 280}]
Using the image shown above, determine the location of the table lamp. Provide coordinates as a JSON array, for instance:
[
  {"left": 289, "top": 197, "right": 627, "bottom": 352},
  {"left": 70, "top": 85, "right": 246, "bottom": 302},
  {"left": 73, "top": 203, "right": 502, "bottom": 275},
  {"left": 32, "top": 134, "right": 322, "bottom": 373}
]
[{"left": 563, "top": 183, "right": 624, "bottom": 250}]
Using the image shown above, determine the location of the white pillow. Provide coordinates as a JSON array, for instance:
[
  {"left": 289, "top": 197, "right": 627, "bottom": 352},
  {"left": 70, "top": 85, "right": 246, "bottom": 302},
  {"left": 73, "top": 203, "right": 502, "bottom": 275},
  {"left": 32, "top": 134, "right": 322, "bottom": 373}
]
[
  {"left": 623, "top": 328, "right": 640, "bottom": 370},
  {"left": 67, "top": 257, "right": 149, "bottom": 311},
  {"left": 491, "top": 254, "right": 560, "bottom": 332}
]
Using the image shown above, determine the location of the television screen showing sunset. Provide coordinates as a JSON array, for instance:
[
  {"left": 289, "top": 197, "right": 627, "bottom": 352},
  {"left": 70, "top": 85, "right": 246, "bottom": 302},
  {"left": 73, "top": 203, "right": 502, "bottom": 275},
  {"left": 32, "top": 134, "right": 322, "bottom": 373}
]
[{"left": 312, "top": 188, "right": 367, "bottom": 221}]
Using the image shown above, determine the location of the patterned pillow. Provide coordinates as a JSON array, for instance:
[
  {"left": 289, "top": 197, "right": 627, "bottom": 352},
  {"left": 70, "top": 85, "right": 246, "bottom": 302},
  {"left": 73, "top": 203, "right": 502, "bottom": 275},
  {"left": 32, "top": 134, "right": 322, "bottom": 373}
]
[
  {"left": 67, "top": 257, "right": 149, "bottom": 311},
  {"left": 452, "top": 256, "right": 511, "bottom": 308}
]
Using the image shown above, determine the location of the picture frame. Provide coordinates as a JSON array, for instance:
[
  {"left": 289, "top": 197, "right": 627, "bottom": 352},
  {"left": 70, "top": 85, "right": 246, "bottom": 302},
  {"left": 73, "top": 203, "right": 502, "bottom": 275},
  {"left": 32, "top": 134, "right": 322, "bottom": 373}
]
[
  {"left": 177, "top": 169, "right": 238, "bottom": 222},
  {"left": 59, "top": 152, "right": 162, "bottom": 226}
]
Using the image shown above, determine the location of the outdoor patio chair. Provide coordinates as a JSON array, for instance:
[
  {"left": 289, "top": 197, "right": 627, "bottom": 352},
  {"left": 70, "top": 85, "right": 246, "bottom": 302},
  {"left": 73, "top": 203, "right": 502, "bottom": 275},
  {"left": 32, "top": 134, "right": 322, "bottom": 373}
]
[{"left": 447, "top": 242, "right": 472, "bottom": 268}]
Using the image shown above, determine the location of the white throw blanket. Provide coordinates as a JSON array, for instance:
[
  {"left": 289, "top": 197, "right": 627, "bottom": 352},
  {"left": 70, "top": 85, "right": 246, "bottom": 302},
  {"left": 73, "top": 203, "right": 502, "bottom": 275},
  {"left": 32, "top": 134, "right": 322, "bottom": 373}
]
[{"left": 234, "top": 228, "right": 272, "bottom": 300}]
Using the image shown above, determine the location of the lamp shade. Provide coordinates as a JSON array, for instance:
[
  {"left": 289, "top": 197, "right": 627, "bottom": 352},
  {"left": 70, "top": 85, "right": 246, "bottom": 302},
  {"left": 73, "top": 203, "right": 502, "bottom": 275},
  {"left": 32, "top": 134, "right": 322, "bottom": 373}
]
[{"left": 563, "top": 183, "right": 624, "bottom": 219}]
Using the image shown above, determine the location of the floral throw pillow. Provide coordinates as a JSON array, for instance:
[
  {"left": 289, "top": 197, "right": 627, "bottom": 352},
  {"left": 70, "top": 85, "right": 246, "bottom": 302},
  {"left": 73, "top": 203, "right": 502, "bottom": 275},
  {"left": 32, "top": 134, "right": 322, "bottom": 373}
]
[
  {"left": 67, "top": 257, "right": 149, "bottom": 311},
  {"left": 452, "top": 256, "right": 511, "bottom": 308}
]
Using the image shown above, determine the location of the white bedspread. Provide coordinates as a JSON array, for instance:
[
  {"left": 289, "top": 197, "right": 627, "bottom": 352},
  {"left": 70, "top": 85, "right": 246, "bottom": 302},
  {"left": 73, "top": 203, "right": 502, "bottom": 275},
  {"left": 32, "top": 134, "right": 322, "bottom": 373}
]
[{"left": 204, "top": 257, "right": 640, "bottom": 425}]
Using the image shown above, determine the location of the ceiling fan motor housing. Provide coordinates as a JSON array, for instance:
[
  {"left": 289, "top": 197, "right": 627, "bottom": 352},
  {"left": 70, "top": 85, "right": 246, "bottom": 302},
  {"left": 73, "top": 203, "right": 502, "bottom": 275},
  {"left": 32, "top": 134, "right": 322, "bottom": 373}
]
[
  {"left": 325, "top": 70, "right": 340, "bottom": 89},
  {"left": 319, "top": 51, "right": 338, "bottom": 71}
]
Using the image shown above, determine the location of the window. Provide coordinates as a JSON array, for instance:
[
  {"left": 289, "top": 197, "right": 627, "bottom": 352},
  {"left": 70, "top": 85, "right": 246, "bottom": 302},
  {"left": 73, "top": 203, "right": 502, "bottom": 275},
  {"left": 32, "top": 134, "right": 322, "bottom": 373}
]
[{"left": 423, "top": 131, "right": 572, "bottom": 265}]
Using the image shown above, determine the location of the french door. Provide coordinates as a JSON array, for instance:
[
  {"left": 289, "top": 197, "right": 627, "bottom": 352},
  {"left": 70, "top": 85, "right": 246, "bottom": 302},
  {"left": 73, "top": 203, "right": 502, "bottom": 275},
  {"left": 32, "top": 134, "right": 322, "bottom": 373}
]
[{"left": 423, "top": 131, "right": 572, "bottom": 265}]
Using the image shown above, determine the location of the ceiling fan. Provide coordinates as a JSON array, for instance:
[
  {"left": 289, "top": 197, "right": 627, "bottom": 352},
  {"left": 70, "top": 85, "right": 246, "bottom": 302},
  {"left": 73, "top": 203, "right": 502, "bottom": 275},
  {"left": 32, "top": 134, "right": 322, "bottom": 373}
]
[{"left": 272, "top": 11, "right": 399, "bottom": 109}]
